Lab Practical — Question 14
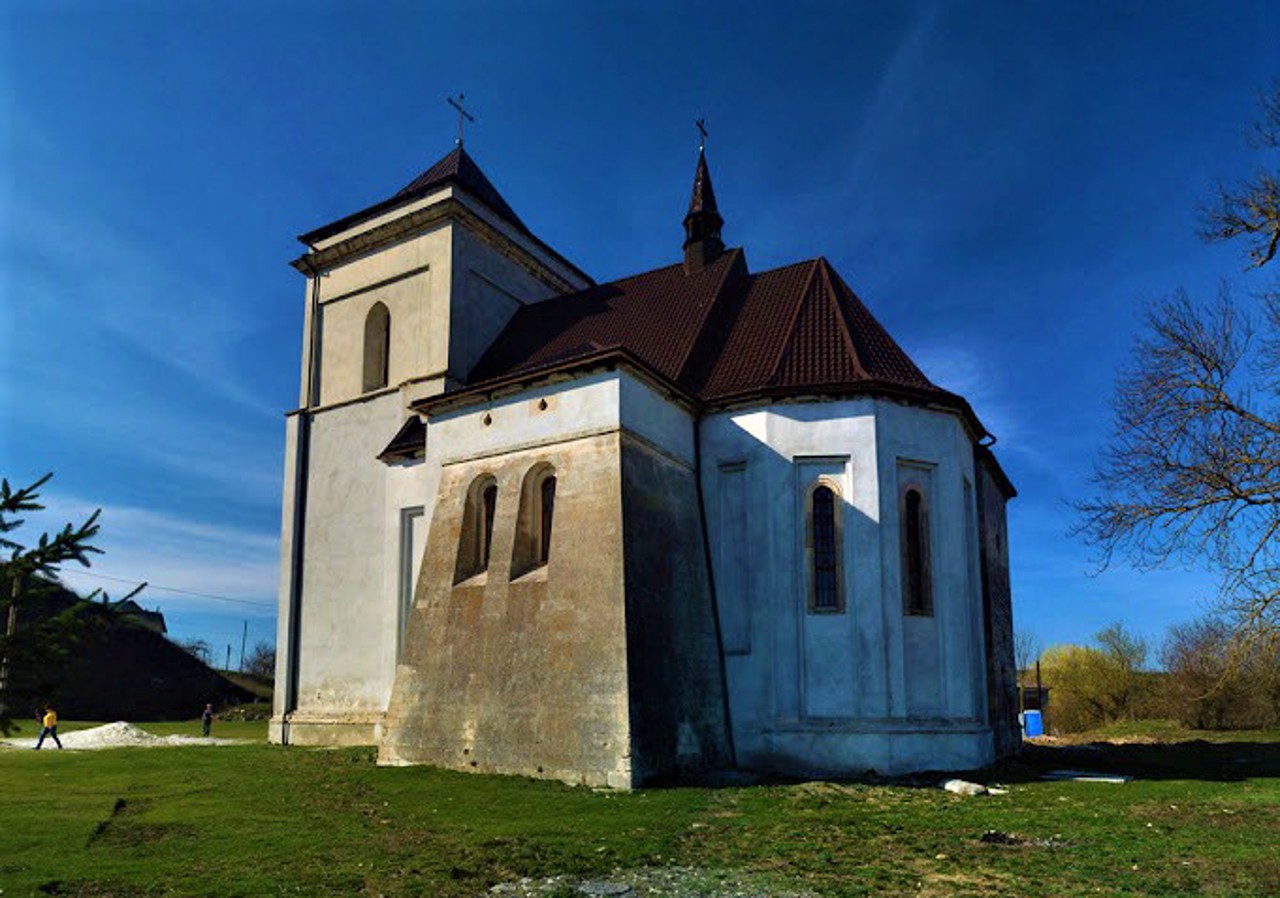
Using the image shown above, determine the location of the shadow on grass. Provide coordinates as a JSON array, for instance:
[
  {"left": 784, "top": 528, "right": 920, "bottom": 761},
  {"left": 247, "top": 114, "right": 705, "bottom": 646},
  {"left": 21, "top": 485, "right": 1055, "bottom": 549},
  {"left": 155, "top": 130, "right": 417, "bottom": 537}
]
[
  {"left": 658, "top": 736, "right": 1280, "bottom": 790},
  {"left": 990, "top": 737, "right": 1280, "bottom": 783}
]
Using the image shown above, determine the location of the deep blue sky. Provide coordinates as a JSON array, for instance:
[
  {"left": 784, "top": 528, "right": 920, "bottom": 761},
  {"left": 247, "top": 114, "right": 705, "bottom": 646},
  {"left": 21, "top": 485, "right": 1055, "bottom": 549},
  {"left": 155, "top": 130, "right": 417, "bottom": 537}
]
[{"left": 2, "top": 1, "right": 1276, "bottom": 664}]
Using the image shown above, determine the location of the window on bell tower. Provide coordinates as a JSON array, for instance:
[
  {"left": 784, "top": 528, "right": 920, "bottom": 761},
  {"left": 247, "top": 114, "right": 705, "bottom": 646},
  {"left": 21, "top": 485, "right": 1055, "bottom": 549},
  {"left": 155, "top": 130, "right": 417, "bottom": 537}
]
[{"left": 363, "top": 301, "right": 391, "bottom": 392}]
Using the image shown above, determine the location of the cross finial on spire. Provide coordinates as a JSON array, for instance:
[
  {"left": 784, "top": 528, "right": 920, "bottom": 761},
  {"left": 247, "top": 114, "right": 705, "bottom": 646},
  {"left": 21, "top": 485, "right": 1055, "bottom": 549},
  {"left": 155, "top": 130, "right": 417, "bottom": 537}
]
[
  {"left": 447, "top": 92, "right": 476, "bottom": 147},
  {"left": 695, "top": 118, "right": 708, "bottom": 153}
]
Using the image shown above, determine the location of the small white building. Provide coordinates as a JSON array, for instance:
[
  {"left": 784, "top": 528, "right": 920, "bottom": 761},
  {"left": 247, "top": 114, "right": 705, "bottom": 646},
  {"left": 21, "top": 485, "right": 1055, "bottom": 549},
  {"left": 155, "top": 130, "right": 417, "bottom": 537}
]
[{"left": 272, "top": 140, "right": 1019, "bottom": 787}]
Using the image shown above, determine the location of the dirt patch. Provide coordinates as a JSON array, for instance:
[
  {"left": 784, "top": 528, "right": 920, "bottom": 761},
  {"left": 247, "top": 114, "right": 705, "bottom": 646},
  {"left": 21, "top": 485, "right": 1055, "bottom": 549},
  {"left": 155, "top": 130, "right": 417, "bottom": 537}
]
[
  {"left": 977, "top": 829, "right": 1068, "bottom": 848},
  {"left": 488, "top": 866, "right": 821, "bottom": 897}
]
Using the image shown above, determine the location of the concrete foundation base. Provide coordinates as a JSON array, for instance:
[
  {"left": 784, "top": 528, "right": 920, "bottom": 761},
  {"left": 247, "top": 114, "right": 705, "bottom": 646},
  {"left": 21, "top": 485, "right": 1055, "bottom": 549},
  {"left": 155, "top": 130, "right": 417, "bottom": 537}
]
[
  {"left": 738, "top": 721, "right": 995, "bottom": 777},
  {"left": 270, "top": 714, "right": 381, "bottom": 747}
]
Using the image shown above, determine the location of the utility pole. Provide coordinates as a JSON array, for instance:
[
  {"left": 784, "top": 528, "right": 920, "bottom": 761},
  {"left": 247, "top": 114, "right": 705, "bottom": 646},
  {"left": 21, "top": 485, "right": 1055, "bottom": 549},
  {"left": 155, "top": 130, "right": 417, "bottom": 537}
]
[
  {"left": 1035, "top": 659, "right": 1044, "bottom": 732},
  {"left": 239, "top": 620, "right": 248, "bottom": 672},
  {"left": 225, "top": 645, "right": 231, "bottom": 671}
]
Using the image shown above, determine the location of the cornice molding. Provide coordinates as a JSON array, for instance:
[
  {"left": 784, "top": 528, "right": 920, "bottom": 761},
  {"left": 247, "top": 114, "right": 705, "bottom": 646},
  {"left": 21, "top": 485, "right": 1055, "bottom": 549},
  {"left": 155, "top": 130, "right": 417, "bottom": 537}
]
[{"left": 291, "top": 197, "right": 589, "bottom": 295}]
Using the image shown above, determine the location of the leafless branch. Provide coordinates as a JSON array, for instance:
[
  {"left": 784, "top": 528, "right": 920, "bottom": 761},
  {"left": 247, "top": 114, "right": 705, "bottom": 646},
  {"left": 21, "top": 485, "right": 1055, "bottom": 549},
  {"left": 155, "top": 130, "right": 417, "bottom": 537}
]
[
  {"left": 1074, "top": 287, "right": 1280, "bottom": 643},
  {"left": 1201, "top": 79, "right": 1280, "bottom": 269}
]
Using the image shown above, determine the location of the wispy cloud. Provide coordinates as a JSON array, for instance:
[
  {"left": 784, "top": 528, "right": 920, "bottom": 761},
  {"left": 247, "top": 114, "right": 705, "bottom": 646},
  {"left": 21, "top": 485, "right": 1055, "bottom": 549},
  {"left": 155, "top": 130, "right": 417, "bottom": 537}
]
[
  {"left": 0, "top": 360, "right": 283, "bottom": 510},
  {"left": 3, "top": 108, "right": 281, "bottom": 422},
  {"left": 27, "top": 495, "right": 279, "bottom": 613},
  {"left": 12, "top": 205, "right": 277, "bottom": 420},
  {"left": 912, "top": 344, "right": 1021, "bottom": 443},
  {"left": 841, "top": 3, "right": 943, "bottom": 190}
]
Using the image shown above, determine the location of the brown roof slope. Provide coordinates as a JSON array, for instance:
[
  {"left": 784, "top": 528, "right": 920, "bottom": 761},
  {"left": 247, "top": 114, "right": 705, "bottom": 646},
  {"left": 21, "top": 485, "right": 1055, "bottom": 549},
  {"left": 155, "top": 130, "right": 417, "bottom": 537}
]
[
  {"left": 692, "top": 259, "right": 818, "bottom": 397},
  {"left": 301, "top": 146, "right": 528, "bottom": 244},
  {"left": 826, "top": 264, "right": 934, "bottom": 389},
  {"left": 698, "top": 258, "right": 935, "bottom": 400},
  {"left": 392, "top": 146, "right": 527, "bottom": 230},
  {"left": 469, "top": 249, "right": 746, "bottom": 384},
  {"left": 466, "top": 252, "right": 964, "bottom": 424}
]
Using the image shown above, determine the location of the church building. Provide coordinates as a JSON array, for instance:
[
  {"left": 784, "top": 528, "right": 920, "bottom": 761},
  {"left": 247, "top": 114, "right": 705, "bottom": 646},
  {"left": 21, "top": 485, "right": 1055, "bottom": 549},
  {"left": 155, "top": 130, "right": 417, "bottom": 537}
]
[{"left": 271, "top": 131, "right": 1019, "bottom": 788}]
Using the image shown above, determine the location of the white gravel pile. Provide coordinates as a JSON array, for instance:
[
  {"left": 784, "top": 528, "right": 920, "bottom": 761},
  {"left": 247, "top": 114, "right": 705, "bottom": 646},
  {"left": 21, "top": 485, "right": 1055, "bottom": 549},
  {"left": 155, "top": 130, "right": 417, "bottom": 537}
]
[{"left": 2, "top": 721, "right": 241, "bottom": 750}]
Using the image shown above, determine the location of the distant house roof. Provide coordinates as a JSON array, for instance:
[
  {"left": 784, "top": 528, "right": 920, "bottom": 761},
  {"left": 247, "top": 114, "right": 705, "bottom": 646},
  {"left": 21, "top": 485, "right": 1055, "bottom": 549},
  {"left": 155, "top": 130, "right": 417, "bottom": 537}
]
[
  {"left": 299, "top": 146, "right": 530, "bottom": 246},
  {"left": 117, "top": 600, "right": 167, "bottom": 634}
]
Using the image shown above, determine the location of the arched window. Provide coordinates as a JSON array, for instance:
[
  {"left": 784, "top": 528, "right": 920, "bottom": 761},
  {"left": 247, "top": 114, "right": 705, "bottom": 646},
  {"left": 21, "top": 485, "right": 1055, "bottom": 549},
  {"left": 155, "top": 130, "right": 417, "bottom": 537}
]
[
  {"left": 902, "top": 487, "right": 933, "bottom": 615},
  {"left": 363, "top": 301, "right": 391, "bottom": 392},
  {"left": 454, "top": 474, "right": 498, "bottom": 583},
  {"left": 806, "top": 480, "right": 844, "bottom": 613},
  {"left": 511, "top": 464, "right": 557, "bottom": 578},
  {"left": 538, "top": 475, "right": 557, "bottom": 565}
]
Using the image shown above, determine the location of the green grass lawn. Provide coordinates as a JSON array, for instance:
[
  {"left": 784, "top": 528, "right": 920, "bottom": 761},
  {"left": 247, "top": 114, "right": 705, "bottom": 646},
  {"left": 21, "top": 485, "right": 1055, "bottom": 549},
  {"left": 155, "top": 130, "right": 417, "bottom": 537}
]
[{"left": 0, "top": 721, "right": 1276, "bottom": 897}]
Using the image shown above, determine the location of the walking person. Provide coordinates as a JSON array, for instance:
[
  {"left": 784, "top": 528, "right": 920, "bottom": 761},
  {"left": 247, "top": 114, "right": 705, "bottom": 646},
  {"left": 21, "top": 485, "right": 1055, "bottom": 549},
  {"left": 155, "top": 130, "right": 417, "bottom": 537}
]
[
  {"left": 34, "top": 705, "right": 62, "bottom": 750},
  {"left": 201, "top": 703, "right": 214, "bottom": 737}
]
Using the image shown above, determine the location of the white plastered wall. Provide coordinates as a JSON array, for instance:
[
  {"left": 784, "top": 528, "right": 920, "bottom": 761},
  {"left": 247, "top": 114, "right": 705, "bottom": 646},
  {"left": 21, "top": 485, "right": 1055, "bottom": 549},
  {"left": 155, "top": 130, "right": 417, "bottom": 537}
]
[
  {"left": 276, "top": 186, "right": 593, "bottom": 745},
  {"left": 292, "top": 393, "right": 419, "bottom": 721},
  {"left": 447, "top": 227, "right": 567, "bottom": 382},
  {"left": 699, "top": 398, "right": 992, "bottom": 775},
  {"left": 424, "top": 369, "right": 690, "bottom": 465},
  {"left": 314, "top": 224, "right": 450, "bottom": 407}
]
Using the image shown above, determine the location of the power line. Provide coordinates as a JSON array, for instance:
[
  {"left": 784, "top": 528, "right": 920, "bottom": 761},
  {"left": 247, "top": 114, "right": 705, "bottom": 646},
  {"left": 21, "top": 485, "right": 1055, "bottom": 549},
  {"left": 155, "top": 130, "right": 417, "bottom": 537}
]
[{"left": 56, "top": 569, "right": 275, "bottom": 609}]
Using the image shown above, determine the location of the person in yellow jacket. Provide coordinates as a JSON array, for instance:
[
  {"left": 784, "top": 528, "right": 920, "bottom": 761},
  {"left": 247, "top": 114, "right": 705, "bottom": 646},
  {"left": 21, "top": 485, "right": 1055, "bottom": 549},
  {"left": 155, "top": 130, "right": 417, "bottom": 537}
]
[{"left": 35, "top": 705, "right": 62, "bottom": 750}]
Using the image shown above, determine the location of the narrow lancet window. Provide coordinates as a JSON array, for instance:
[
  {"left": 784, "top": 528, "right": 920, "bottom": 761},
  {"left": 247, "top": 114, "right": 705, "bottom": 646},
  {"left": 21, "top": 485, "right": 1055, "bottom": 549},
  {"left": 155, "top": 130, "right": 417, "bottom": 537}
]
[
  {"left": 811, "top": 486, "right": 840, "bottom": 611},
  {"left": 481, "top": 482, "right": 498, "bottom": 568},
  {"left": 363, "top": 301, "right": 391, "bottom": 392},
  {"left": 512, "top": 464, "right": 557, "bottom": 578},
  {"left": 455, "top": 475, "right": 498, "bottom": 584},
  {"left": 806, "top": 480, "right": 844, "bottom": 613},
  {"left": 538, "top": 475, "right": 556, "bottom": 565},
  {"left": 902, "top": 487, "right": 933, "bottom": 615}
]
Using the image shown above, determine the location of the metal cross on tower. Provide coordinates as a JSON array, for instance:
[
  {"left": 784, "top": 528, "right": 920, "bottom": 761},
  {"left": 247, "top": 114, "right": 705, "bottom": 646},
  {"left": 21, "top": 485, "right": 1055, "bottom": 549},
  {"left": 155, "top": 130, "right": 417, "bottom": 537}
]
[
  {"left": 696, "top": 118, "right": 708, "bottom": 153},
  {"left": 447, "top": 92, "right": 476, "bottom": 147}
]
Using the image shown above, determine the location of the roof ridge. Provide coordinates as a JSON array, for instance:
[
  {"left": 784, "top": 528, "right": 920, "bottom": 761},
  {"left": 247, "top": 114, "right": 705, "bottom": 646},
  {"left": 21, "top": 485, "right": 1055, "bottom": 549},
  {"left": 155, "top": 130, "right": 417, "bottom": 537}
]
[
  {"left": 816, "top": 258, "right": 870, "bottom": 381},
  {"left": 751, "top": 256, "right": 825, "bottom": 278},
  {"left": 763, "top": 259, "right": 823, "bottom": 384},
  {"left": 824, "top": 263, "right": 936, "bottom": 388},
  {"left": 300, "top": 144, "right": 533, "bottom": 248},
  {"left": 672, "top": 248, "right": 746, "bottom": 381}
]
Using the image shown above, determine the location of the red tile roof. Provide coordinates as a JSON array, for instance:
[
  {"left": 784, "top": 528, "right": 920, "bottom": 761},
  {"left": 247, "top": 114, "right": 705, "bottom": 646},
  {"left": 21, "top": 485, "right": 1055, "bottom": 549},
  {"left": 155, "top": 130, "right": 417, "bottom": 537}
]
[
  {"left": 466, "top": 249, "right": 978, "bottom": 431},
  {"left": 696, "top": 257, "right": 935, "bottom": 401},
  {"left": 469, "top": 248, "right": 748, "bottom": 386}
]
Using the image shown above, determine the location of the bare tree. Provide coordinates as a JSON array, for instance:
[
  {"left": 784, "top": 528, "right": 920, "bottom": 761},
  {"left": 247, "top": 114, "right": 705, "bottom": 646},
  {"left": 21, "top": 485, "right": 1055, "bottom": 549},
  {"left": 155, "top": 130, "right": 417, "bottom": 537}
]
[
  {"left": 1160, "top": 615, "right": 1280, "bottom": 729},
  {"left": 1077, "top": 83, "right": 1280, "bottom": 650},
  {"left": 1013, "top": 629, "right": 1041, "bottom": 676},
  {"left": 244, "top": 641, "right": 275, "bottom": 681},
  {"left": 1201, "top": 80, "right": 1280, "bottom": 269},
  {"left": 178, "top": 638, "right": 211, "bottom": 665},
  {"left": 1012, "top": 629, "right": 1040, "bottom": 711},
  {"left": 1076, "top": 289, "right": 1279, "bottom": 646}
]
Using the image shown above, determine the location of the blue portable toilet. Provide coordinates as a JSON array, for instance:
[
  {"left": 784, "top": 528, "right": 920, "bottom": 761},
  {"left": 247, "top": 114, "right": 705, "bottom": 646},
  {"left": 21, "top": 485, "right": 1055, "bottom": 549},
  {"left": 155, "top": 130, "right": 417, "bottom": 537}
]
[{"left": 1023, "top": 709, "right": 1044, "bottom": 738}]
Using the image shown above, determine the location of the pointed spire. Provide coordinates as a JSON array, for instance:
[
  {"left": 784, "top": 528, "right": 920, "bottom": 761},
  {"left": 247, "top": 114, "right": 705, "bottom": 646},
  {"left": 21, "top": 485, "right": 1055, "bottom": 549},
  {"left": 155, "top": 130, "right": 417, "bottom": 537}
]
[{"left": 683, "top": 149, "right": 725, "bottom": 272}]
